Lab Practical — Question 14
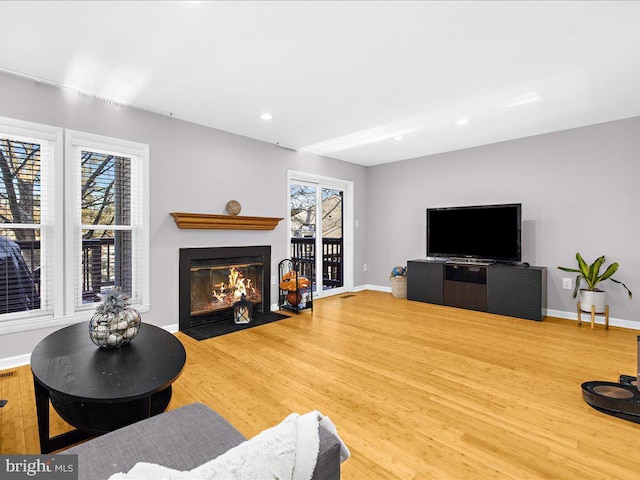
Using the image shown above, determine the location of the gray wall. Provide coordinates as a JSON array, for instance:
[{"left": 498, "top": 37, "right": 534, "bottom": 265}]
[
  {"left": 2, "top": 67, "right": 639, "bottom": 361},
  {"left": 0, "top": 71, "right": 369, "bottom": 359},
  {"left": 366, "top": 116, "right": 640, "bottom": 324}
]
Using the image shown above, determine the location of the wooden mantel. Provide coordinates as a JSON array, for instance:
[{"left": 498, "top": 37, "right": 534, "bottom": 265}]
[{"left": 170, "top": 212, "right": 283, "bottom": 231}]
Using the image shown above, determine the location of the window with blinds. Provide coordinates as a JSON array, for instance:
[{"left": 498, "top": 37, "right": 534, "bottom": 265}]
[
  {"left": 67, "top": 131, "right": 147, "bottom": 311},
  {"left": 0, "top": 117, "right": 148, "bottom": 331},
  {"left": 0, "top": 134, "right": 54, "bottom": 317}
]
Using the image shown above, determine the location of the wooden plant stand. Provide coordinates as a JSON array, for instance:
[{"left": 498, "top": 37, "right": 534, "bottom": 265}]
[{"left": 577, "top": 302, "right": 609, "bottom": 330}]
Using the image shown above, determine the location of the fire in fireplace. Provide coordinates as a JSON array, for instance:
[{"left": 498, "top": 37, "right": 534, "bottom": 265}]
[
  {"left": 191, "top": 263, "right": 262, "bottom": 317},
  {"left": 179, "top": 246, "right": 271, "bottom": 331}
]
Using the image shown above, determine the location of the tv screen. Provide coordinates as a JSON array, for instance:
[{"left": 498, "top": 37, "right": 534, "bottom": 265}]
[{"left": 427, "top": 203, "right": 522, "bottom": 262}]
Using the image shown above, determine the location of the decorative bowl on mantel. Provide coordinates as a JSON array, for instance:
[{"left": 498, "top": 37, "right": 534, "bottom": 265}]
[{"left": 225, "top": 200, "right": 242, "bottom": 216}]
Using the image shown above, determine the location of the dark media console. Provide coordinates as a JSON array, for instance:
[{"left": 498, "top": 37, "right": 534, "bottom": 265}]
[{"left": 407, "top": 260, "right": 547, "bottom": 321}]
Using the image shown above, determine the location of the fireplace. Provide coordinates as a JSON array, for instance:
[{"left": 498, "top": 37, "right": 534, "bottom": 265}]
[{"left": 179, "top": 246, "right": 271, "bottom": 331}]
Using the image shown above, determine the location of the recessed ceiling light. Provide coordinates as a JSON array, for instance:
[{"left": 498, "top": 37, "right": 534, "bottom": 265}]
[
  {"left": 392, "top": 135, "right": 404, "bottom": 142},
  {"left": 260, "top": 113, "right": 273, "bottom": 121},
  {"left": 455, "top": 118, "right": 469, "bottom": 126}
]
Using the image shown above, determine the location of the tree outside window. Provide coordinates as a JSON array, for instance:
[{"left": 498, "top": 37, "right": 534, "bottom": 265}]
[
  {"left": 0, "top": 138, "right": 42, "bottom": 314},
  {"left": 80, "top": 151, "right": 132, "bottom": 304}
]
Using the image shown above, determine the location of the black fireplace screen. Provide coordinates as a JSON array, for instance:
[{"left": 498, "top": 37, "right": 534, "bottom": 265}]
[
  {"left": 179, "top": 246, "right": 271, "bottom": 331},
  {"left": 190, "top": 258, "right": 263, "bottom": 318}
]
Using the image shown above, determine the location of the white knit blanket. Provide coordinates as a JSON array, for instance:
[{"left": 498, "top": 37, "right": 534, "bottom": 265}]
[{"left": 108, "top": 411, "right": 349, "bottom": 480}]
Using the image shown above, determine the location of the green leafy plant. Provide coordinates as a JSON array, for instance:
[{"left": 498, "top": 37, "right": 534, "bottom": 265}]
[{"left": 558, "top": 253, "right": 632, "bottom": 299}]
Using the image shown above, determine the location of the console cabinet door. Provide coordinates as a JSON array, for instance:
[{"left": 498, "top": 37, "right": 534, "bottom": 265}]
[
  {"left": 407, "top": 260, "right": 443, "bottom": 304},
  {"left": 443, "top": 264, "right": 487, "bottom": 312},
  {"left": 487, "top": 265, "right": 547, "bottom": 321}
]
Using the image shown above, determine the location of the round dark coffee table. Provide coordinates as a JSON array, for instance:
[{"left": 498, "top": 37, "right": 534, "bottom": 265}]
[{"left": 31, "top": 322, "right": 186, "bottom": 453}]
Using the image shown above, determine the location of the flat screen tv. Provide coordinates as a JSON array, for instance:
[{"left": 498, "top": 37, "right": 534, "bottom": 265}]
[{"left": 427, "top": 203, "right": 522, "bottom": 262}]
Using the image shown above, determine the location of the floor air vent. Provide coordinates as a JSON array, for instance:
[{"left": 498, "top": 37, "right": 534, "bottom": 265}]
[
  {"left": 0, "top": 371, "right": 16, "bottom": 379},
  {"left": 340, "top": 294, "right": 357, "bottom": 299}
]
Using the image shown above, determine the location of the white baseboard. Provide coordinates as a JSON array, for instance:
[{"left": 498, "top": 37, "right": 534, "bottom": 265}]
[
  {"left": 546, "top": 308, "right": 639, "bottom": 330},
  {"left": 164, "top": 323, "right": 179, "bottom": 334},
  {"left": 0, "top": 353, "right": 31, "bottom": 370},
  {"left": 354, "top": 284, "right": 391, "bottom": 293}
]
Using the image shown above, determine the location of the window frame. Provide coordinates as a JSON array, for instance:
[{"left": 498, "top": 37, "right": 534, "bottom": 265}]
[
  {"left": 0, "top": 116, "right": 63, "bottom": 333},
  {"left": 65, "top": 129, "right": 150, "bottom": 317},
  {"left": 0, "top": 118, "right": 149, "bottom": 336}
]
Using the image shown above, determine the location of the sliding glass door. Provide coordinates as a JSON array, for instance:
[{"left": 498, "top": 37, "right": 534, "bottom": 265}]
[
  {"left": 319, "top": 187, "right": 344, "bottom": 291},
  {"left": 288, "top": 172, "right": 352, "bottom": 298}
]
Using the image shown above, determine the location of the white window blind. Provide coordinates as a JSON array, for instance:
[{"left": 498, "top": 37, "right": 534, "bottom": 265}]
[{"left": 0, "top": 128, "right": 55, "bottom": 319}]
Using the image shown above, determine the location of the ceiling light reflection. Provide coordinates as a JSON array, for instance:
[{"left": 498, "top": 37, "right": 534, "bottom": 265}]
[
  {"left": 303, "top": 127, "right": 416, "bottom": 155},
  {"left": 499, "top": 91, "right": 541, "bottom": 109},
  {"left": 64, "top": 55, "right": 149, "bottom": 105}
]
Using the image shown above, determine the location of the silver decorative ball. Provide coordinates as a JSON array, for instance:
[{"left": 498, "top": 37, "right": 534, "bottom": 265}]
[{"left": 225, "top": 200, "right": 242, "bottom": 216}]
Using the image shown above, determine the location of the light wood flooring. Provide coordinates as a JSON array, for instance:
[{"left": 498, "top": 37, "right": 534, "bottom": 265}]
[{"left": 2, "top": 290, "right": 640, "bottom": 479}]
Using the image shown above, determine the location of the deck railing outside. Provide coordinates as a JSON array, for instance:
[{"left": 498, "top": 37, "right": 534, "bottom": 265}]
[
  {"left": 16, "top": 238, "right": 116, "bottom": 302},
  {"left": 291, "top": 237, "right": 343, "bottom": 289}
]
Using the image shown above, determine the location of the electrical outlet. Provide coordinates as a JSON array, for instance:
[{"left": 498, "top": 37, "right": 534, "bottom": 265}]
[
  {"left": 562, "top": 278, "right": 572, "bottom": 290},
  {"left": 271, "top": 275, "right": 276, "bottom": 285},
  {"left": 363, "top": 264, "right": 368, "bottom": 272}
]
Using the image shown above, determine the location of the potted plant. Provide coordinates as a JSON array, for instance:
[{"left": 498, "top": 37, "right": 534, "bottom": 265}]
[
  {"left": 558, "top": 253, "right": 632, "bottom": 313},
  {"left": 390, "top": 265, "right": 407, "bottom": 299}
]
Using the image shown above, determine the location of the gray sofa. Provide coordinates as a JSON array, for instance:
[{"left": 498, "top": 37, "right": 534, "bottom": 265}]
[{"left": 62, "top": 403, "right": 342, "bottom": 480}]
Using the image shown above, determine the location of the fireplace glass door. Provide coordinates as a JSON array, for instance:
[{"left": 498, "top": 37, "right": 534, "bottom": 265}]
[{"left": 190, "top": 257, "right": 263, "bottom": 324}]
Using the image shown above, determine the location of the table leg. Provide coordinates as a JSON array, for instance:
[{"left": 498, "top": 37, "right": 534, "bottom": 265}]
[
  {"left": 33, "top": 378, "right": 51, "bottom": 453},
  {"left": 605, "top": 305, "right": 609, "bottom": 330},
  {"left": 34, "top": 378, "right": 93, "bottom": 453},
  {"left": 590, "top": 305, "right": 595, "bottom": 330}
]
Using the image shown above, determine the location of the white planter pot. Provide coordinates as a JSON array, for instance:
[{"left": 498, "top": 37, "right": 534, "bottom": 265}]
[{"left": 579, "top": 289, "right": 606, "bottom": 314}]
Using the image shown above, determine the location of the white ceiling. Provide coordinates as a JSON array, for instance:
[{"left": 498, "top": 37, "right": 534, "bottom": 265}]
[{"left": 1, "top": 1, "right": 640, "bottom": 166}]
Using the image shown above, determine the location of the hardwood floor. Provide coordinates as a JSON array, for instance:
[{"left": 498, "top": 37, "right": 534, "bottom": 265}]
[{"left": 2, "top": 290, "right": 640, "bottom": 479}]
